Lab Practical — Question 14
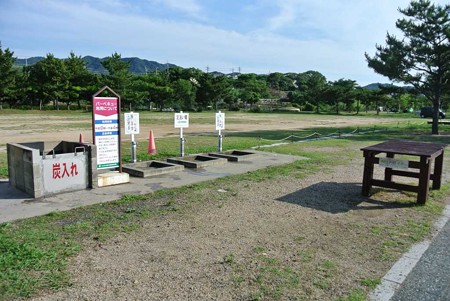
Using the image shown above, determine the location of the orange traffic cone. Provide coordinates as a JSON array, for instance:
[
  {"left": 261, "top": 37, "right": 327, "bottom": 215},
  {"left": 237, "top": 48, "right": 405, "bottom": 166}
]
[
  {"left": 79, "top": 133, "right": 84, "bottom": 143},
  {"left": 148, "top": 130, "right": 156, "bottom": 154}
]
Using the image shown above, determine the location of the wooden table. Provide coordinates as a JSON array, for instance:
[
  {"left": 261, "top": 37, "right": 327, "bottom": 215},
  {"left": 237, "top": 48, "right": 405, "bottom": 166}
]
[{"left": 361, "top": 140, "right": 446, "bottom": 204}]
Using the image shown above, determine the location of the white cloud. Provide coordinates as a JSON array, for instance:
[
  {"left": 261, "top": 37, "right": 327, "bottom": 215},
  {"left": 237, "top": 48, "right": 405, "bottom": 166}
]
[
  {"left": 267, "top": 0, "right": 298, "bottom": 31},
  {"left": 3, "top": 0, "right": 449, "bottom": 85}
]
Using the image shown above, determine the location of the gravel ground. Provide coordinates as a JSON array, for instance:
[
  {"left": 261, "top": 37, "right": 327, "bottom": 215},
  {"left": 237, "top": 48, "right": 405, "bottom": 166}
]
[
  {"left": 0, "top": 113, "right": 417, "bottom": 146},
  {"left": 29, "top": 149, "right": 450, "bottom": 301}
]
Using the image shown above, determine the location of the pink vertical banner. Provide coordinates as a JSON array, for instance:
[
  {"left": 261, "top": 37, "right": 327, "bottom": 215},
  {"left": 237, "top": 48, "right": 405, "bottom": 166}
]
[{"left": 93, "top": 97, "right": 119, "bottom": 169}]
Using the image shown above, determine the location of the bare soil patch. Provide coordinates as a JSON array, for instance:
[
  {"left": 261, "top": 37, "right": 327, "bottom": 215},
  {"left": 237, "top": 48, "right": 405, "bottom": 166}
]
[
  {"left": 0, "top": 112, "right": 413, "bottom": 148},
  {"left": 29, "top": 153, "right": 450, "bottom": 301}
]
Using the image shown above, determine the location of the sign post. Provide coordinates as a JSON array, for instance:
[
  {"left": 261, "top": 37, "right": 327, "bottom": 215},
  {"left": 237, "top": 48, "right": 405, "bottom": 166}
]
[
  {"left": 215, "top": 111, "right": 225, "bottom": 152},
  {"left": 174, "top": 111, "right": 189, "bottom": 157},
  {"left": 92, "top": 86, "right": 122, "bottom": 172},
  {"left": 124, "top": 112, "right": 140, "bottom": 163}
]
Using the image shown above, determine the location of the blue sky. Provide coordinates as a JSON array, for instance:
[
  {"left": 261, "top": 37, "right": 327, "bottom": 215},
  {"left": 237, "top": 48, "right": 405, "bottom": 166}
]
[{"left": 1, "top": 0, "right": 447, "bottom": 85}]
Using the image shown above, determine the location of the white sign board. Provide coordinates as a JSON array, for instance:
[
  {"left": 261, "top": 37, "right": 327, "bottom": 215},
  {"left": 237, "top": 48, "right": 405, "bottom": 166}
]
[
  {"left": 124, "top": 112, "right": 140, "bottom": 135},
  {"left": 174, "top": 112, "right": 189, "bottom": 128},
  {"left": 215, "top": 112, "right": 225, "bottom": 130},
  {"left": 379, "top": 157, "right": 409, "bottom": 171}
]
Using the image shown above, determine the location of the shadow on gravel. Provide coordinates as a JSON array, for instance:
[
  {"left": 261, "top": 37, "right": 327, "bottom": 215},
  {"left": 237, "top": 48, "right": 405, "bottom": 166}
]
[{"left": 276, "top": 182, "right": 416, "bottom": 213}]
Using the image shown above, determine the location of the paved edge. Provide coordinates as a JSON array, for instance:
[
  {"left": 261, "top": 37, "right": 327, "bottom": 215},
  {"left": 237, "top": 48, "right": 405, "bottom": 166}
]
[
  {"left": 0, "top": 151, "right": 305, "bottom": 223},
  {"left": 369, "top": 204, "right": 450, "bottom": 301}
]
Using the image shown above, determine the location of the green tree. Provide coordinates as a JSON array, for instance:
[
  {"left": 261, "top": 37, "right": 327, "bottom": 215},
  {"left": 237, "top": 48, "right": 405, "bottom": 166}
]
[
  {"left": 287, "top": 90, "right": 304, "bottom": 109},
  {"left": 9, "top": 67, "right": 37, "bottom": 109},
  {"left": 125, "top": 75, "right": 152, "bottom": 110},
  {"left": 64, "top": 52, "right": 98, "bottom": 109},
  {"left": 354, "top": 88, "right": 373, "bottom": 113},
  {"left": 294, "top": 71, "right": 327, "bottom": 113},
  {"left": 101, "top": 52, "right": 132, "bottom": 107},
  {"left": 28, "top": 53, "right": 68, "bottom": 110},
  {"left": 144, "top": 74, "right": 173, "bottom": 111},
  {"left": 172, "top": 79, "right": 197, "bottom": 111},
  {"left": 0, "top": 47, "right": 18, "bottom": 109},
  {"left": 223, "top": 86, "right": 240, "bottom": 110},
  {"left": 365, "top": 0, "right": 450, "bottom": 134},
  {"left": 196, "top": 74, "right": 231, "bottom": 110},
  {"left": 378, "top": 85, "right": 412, "bottom": 112},
  {"left": 399, "top": 93, "right": 414, "bottom": 111},
  {"left": 324, "top": 79, "right": 357, "bottom": 114},
  {"left": 267, "top": 72, "right": 293, "bottom": 95},
  {"left": 234, "top": 73, "right": 268, "bottom": 108}
]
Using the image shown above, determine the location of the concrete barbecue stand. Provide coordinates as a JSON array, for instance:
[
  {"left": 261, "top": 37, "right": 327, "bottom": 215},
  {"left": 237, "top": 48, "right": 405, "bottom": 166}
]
[{"left": 7, "top": 141, "right": 97, "bottom": 198}]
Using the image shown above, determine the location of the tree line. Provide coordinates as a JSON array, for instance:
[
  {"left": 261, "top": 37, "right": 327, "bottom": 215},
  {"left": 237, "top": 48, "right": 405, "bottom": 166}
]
[{"left": 0, "top": 49, "right": 434, "bottom": 114}]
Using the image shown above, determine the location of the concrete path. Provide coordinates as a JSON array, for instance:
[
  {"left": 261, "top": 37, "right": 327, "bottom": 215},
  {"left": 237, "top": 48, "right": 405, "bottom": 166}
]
[{"left": 0, "top": 151, "right": 302, "bottom": 223}]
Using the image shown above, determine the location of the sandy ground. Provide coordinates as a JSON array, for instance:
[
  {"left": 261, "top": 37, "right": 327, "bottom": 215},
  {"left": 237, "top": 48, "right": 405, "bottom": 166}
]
[
  {"left": 28, "top": 153, "right": 450, "bottom": 301},
  {"left": 0, "top": 113, "right": 413, "bottom": 148}
]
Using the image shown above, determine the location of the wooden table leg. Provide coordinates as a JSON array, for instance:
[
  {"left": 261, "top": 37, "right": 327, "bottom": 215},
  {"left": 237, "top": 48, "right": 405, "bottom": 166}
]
[
  {"left": 432, "top": 151, "right": 444, "bottom": 190},
  {"left": 417, "top": 156, "right": 432, "bottom": 205},
  {"left": 362, "top": 151, "right": 374, "bottom": 196},
  {"left": 384, "top": 152, "right": 394, "bottom": 182}
]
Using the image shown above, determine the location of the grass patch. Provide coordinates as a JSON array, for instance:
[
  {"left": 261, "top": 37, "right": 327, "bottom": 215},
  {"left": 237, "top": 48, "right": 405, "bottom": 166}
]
[
  {"left": 254, "top": 245, "right": 268, "bottom": 253},
  {"left": 0, "top": 222, "right": 79, "bottom": 298},
  {"left": 312, "top": 260, "right": 337, "bottom": 290},
  {"left": 122, "top": 135, "right": 267, "bottom": 162},
  {"left": 336, "top": 289, "right": 367, "bottom": 301},
  {"left": 223, "top": 253, "right": 236, "bottom": 265},
  {"left": 0, "top": 193, "right": 160, "bottom": 299},
  {"left": 361, "top": 277, "right": 381, "bottom": 289},
  {"left": 298, "top": 249, "right": 315, "bottom": 263},
  {"left": 370, "top": 218, "right": 432, "bottom": 261},
  {"left": 0, "top": 148, "right": 7, "bottom": 178},
  {"left": 252, "top": 255, "right": 300, "bottom": 300}
]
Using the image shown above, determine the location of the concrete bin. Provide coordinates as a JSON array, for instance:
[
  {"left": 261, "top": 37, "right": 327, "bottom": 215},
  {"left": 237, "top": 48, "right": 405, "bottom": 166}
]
[{"left": 7, "top": 141, "right": 97, "bottom": 198}]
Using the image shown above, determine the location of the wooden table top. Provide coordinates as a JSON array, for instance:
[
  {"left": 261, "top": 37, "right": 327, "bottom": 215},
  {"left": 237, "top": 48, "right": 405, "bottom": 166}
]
[{"left": 361, "top": 140, "right": 447, "bottom": 157}]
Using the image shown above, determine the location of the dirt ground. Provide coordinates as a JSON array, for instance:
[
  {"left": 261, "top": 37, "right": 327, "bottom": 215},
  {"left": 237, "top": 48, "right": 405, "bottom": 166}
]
[
  {"left": 0, "top": 112, "right": 415, "bottom": 149},
  {"left": 28, "top": 153, "right": 450, "bottom": 301},
  {"left": 3, "top": 112, "right": 447, "bottom": 300}
]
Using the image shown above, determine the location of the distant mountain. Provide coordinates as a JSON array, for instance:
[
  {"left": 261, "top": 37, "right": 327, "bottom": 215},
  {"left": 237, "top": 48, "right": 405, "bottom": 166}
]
[
  {"left": 206, "top": 71, "right": 241, "bottom": 79},
  {"left": 82, "top": 56, "right": 107, "bottom": 74},
  {"left": 363, "top": 83, "right": 384, "bottom": 90},
  {"left": 14, "top": 56, "right": 45, "bottom": 66},
  {"left": 122, "top": 57, "right": 176, "bottom": 75},
  {"left": 209, "top": 71, "right": 224, "bottom": 77},
  {"left": 363, "top": 83, "right": 414, "bottom": 91},
  {"left": 14, "top": 56, "right": 178, "bottom": 75}
]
